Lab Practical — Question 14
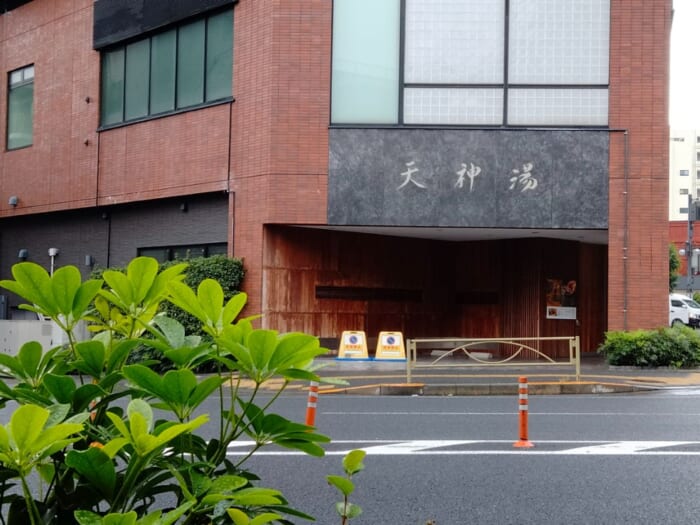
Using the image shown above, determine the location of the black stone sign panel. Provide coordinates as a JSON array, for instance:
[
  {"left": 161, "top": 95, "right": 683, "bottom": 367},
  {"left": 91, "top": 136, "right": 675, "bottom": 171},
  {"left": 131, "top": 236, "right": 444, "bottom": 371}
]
[{"left": 328, "top": 128, "right": 609, "bottom": 229}]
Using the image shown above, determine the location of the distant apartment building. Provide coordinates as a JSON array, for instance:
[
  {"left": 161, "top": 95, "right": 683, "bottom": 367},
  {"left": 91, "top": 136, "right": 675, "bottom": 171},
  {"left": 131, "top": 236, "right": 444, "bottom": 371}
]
[
  {"left": 0, "top": 0, "right": 672, "bottom": 352},
  {"left": 670, "top": 129, "right": 700, "bottom": 288}
]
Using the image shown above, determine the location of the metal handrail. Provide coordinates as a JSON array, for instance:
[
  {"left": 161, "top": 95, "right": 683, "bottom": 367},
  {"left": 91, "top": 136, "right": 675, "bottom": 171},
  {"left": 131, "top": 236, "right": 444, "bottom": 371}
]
[{"left": 406, "top": 336, "right": 580, "bottom": 382}]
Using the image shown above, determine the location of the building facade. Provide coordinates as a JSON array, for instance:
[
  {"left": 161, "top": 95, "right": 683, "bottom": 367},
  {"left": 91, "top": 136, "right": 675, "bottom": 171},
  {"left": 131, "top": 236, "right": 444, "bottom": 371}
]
[
  {"left": 0, "top": 0, "right": 671, "bottom": 352},
  {"left": 669, "top": 129, "right": 700, "bottom": 290}
]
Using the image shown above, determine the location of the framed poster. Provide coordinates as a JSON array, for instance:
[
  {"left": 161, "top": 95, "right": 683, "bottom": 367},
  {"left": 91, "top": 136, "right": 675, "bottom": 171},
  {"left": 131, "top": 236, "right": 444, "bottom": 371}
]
[{"left": 545, "top": 278, "right": 577, "bottom": 320}]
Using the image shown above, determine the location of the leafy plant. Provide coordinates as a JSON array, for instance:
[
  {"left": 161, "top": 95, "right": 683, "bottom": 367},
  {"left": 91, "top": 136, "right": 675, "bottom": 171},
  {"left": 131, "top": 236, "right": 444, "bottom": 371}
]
[
  {"left": 327, "top": 450, "right": 366, "bottom": 524},
  {"left": 0, "top": 256, "right": 332, "bottom": 524},
  {"left": 670, "top": 244, "right": 681, "bottom": 292},
  {"left": 597, "top": 325, "right": 700, "bottom": 368}
]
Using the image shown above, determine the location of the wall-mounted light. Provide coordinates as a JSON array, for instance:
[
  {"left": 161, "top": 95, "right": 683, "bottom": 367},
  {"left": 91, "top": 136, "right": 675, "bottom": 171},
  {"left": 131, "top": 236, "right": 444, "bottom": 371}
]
[
  {"left": 85, "top": 255, "right": 95, "bottom": 267},
  {"left": 18, "top": 249, "right": 28, "bottom": 260},
  {"left": 180, "top": 202, "right": 188, "bottom": 213},
  {"left": 48, "top": 248, "right": 59, "bottom": 276},
  {"left": 8, "top": 196, "right": 18, "bottom": 207}
]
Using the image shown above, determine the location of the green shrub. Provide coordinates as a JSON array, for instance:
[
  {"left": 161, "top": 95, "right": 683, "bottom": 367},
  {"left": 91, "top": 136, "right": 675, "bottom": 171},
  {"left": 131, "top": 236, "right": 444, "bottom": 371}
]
[
  {"left": 92, "top": 256, "right": 245, "bottom": 372},
  {"left": 597, "top": 326, "right": 700, "bottom": 368},
  {"left": 160, "top": 255, "right": 245, "bottom": 336}
]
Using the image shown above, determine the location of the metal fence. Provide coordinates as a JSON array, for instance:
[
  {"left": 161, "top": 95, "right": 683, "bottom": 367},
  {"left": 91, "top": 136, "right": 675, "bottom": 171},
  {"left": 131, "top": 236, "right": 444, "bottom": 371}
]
[{"left": 406, "top": 336, "right": 581, "bottom": 382}]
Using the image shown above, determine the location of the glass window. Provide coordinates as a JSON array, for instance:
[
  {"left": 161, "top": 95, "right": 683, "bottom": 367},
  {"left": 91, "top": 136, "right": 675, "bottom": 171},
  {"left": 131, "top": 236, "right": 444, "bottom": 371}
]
[
  {"left": 508, "top": 89, "right": 608, "bottom": 126},
  {"left": 100, "top": 9, "right": 232, "bottom": 126},
  {"left": 681, "top": 170, "right": 690, "bottom": 176},
  {"left": 125, "top": 40, "right": 150, "bottom": 120},
  {"left": 101, "top": 49, "right": 125, "bottom": 125},
  {"left": 508, "top": 0, "right": 609, "bottom": 85},
  {"left": 177, "top": 19, "right": 206, "bottom": 109},
  {"left": 404, "top": 88, "right": 503, "bottom": 125},
  {"left": 331, "top": 0, "right": 610, "bottom": 127},
  {"left": 138, "top": 247, "right": 171, "bottom": 262},
  {"left": 404, "top": 0, "right": 504, "bottom": 84},
  {"left": 681, "top": 207, "right": 689, "bottom": 214},
  {"left": 697, "top": 169, "right": 700, "bottom": 179},
  {"left": 681, "top": 189, "right": 689, "bottom": 195},
  {"left": 7, "top": 65, "right": 34, "bottom": 149},
  {"left": 206, "top": 10, "right": 234, "bottom": 101},
  {"left": 331, "top": 0, "right": 400, "bottom": 124},
  {"left": 150, "top": 30, "right": 176, "bottom": 114},
  {"left": 138, "top": 243, "right": 226, "bottom": 261}
]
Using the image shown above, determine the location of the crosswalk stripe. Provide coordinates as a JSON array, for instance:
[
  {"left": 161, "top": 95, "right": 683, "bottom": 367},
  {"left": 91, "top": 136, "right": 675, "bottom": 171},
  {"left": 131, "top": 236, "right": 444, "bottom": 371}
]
[{"left": 226, "top": 439, "right": 700, "bottom": 456}]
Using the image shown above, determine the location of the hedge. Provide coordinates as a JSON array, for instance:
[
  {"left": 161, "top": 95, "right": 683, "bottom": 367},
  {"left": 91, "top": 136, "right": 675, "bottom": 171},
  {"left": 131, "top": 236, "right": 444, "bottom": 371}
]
[{"left": 597, "top": 325, "right": 700, "bottom": 368}]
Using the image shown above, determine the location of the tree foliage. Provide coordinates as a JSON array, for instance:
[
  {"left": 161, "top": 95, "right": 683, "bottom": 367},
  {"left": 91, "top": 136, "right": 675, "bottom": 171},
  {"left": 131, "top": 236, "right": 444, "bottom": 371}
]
[{"left": 0, "top": 257, "right": 331, "bottom": 524}]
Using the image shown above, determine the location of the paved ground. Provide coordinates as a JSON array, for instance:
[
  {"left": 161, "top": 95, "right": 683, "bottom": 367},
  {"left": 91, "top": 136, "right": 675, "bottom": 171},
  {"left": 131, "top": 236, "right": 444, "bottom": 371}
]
[{"left": 298, "top": 354, "right": 700, "bottom": 396}]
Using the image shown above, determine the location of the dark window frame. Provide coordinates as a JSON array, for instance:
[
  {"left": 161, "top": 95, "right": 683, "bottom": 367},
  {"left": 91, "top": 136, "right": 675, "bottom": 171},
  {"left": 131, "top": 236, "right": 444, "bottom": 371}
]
[
  {"left": 99, "top": 7, "right": 233, "bottom": 129},
  {"left": 137, "top": 242, "right": 228, "bottom": 262}
]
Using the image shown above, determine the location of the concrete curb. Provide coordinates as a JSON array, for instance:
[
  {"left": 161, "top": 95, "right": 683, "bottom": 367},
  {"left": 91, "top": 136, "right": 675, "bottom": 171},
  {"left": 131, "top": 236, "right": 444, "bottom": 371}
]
[{"left": 320, "top": 381, "right": 658, "bottom": 396}]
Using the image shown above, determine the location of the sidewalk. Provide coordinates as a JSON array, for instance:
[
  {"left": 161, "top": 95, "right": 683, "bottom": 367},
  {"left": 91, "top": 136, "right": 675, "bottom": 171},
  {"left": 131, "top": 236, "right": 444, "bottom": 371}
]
[{"left": 310, "top": 354, "right": 700, "bottom": 396}]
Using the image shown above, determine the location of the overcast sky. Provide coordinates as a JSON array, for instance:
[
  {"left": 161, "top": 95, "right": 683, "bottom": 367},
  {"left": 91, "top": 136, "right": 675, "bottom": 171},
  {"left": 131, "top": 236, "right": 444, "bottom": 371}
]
[{"left": 670, "top": 0, "right": 700, "bottom": 128}]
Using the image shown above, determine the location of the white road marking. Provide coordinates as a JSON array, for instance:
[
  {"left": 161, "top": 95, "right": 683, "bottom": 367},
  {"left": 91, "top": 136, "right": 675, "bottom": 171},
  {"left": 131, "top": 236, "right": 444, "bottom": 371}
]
[
  {"left": 227, "top": 439, "right": 700, "bottom": 456},
  {"left": 321, "top": 411, "right": 700, "bottom": 416}
]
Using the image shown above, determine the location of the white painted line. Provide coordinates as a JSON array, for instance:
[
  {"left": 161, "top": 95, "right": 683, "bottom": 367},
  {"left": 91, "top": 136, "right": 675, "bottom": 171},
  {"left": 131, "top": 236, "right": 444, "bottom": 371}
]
[
  {"left": 321, "top": 411, "right": 700, "bottom": 416},
  {"left": 226, "top": 440, "right": 700, "bottom": 456}
]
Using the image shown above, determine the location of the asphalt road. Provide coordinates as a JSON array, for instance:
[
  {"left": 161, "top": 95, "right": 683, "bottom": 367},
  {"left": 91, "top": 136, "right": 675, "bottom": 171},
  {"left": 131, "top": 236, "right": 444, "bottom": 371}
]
[{"left": 224, "top": 390, "right": 700, "bottom": 525}]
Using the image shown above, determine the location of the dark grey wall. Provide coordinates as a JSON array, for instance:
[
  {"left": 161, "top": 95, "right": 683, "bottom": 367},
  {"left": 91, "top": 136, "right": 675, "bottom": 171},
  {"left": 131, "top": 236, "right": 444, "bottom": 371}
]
[
  {"left": 93, "top": 0, "right": 235, "bottom": 49},
  {"left": 0, "top": 0, "right": 32, "bottom": 13},
  {"left": 0, "top": 193, "right": 228, "bottom": 317},
  {"left": 328, "top": 129, "right": 609, "bottom": 229}
]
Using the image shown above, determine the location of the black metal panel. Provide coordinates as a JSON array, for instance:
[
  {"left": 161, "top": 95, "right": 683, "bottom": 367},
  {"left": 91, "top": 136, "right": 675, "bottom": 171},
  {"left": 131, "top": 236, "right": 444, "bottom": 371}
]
[
  {"left": 0, "top": 0, "right": 32, "bottom": 13},
  {"left": 328, "top": 128, "right": 609, "bottom": 229},
  {"left": 93, "top": 0, "right": 235, "bottom": 49}
]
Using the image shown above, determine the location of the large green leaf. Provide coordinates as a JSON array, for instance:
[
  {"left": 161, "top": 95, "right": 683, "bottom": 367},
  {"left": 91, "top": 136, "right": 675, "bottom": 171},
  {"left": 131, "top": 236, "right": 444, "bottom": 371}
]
[
  {"left": 161, "top": 369, "right": 198, "bottom": 407},
  {"left": 221, "top": 292, "right": 247, "bottom": 326},
  {"left": 10, "top": 405, "right": 47, "bottom": 452},
  {"left": 0, "top": 354, "right": 26, "bottom": 380},
  {"left": 197, "top": 279, "right": 224, "bottom": 326},
  {"left": 65, "top": 447, "right": 116, "bottom": 498},
  {"left": 72, "top": 279, "right": 104, "bottom": 320},
  {"left": 126, "top": 257, "right": 160, "bottom": 304},
  {"left": 0, "top": 262, "right": 57, "bottom": 315},
  {"left": 17, "top": 341, "right": 42, "bottom": 379},
  {"left": 268, "top": 333, "right": 325, "bottom": 371},
  {"left": 51, "top": 266, "right": 82, "bottom": 318},
  {"left": 123, "top": 365, "right": 164, "bottom": 399},
  {"left": 188, "top": 375, "right": 226, "bottom": 409},
  {"left": 247, "top": 330, "right": 278, "bottom": 375},
  {"left": 44, "top": 374, "right": 76, "bottom": 403},
  {"left": 167, "top": 281, "right": 209, "bottom": 325},
  {"left": 326, "top": 475, "right": 354, "bottom": 496},
  {"left": 145, "top": 262, "right": 187, "bottom": 304},
  {"left": 101, "top": 271, "right": 134, "bottom": 308},
  {"left": 343, "top": 450, "right": 366, "bottom": 475},
  {"left": 75, "top": 340, "right": 106, "bottom": 379}
]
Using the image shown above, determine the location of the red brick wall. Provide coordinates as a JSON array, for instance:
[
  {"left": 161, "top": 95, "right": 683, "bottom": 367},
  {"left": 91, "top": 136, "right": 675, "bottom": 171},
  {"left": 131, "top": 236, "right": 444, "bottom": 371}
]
[
  {"left": 608, "top": 0, "right": 672, "bottom": 330},
  {"left": 0, "top": 0, "right": 99, "bottom": 217},
  {"left": 231, "top": 0, "right": 331, "bottom": 318},
  {"left": 670, "top": 220, "right": 695, "bottom": 276},
  {"left": 97, "top": 105, "right": 231, "bottom": 205}
]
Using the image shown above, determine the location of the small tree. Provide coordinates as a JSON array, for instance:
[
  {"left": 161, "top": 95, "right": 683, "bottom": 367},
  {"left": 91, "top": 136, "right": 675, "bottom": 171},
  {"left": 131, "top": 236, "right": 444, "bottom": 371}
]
[
  {"left": 670, "top": 243, "right": 681, "bottom": 292},
  {"left": 0, "top": 257, "right": 330, "bottom": 524}
]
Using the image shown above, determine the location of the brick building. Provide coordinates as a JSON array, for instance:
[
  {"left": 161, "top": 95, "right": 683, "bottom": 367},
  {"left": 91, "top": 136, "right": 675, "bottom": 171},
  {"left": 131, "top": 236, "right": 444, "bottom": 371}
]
[{"left": 0, "top": 0, "right": 671, "bottom": 352}]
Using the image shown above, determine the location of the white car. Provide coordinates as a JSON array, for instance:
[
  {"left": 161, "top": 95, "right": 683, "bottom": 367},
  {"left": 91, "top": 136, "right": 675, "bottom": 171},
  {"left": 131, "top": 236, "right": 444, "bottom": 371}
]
[{"left": 670, "top": 293, "right": 700, "bottom": 328}]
